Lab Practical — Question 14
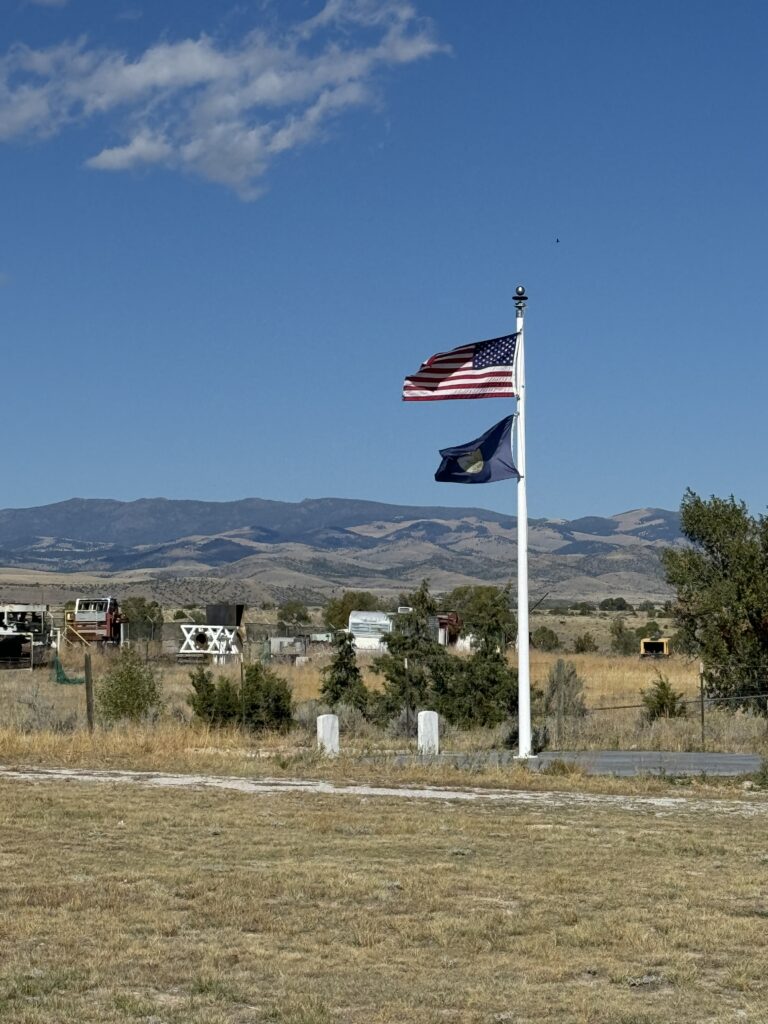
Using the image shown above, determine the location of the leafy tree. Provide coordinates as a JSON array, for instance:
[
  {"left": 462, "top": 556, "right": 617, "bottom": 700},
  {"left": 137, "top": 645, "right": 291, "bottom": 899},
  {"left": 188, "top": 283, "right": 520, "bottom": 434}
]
[
  {"left": 277, "top": 599, "right": 309, "bottom": 625},
  {"left": 121, "top": 597, "right": 164, "bottom": 641},
  {"left": 610, "top": 617, "right": 638, "bottom": 656},
  {"left": 320, "top": 631, "right": 369, "bottom": 710},
  {"left": 662, "top": 489, "right": 768, "bottom": 710},
  {"left": 323, "top": 591, "right": 381, "bottom": 631},
  {"left": 96, "top": 648, "right": 163, "bottom": 722},
  {"left": 573, "top": 631, "right": 598, "bottom": 654},
  {"left": 443, "top": 584, "right": 516, "bottom": 650},
  {"left": 599, "top": 597, "right": 633, "bottom": 612},
  {"left": 532, "top": 625, "right": 560, "bottom": 652},
  {"left": 637, "top": 601, "right": 657, "bottom": 614},
  {"left": 641, "top": 673, "right": 687, "bottom": 721}
]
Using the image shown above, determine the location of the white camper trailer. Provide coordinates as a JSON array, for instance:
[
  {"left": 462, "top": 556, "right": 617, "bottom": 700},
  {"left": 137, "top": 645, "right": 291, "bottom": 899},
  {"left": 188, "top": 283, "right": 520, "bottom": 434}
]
[{"left": 347, "top": 610, "right": 392, "bottom": 652}]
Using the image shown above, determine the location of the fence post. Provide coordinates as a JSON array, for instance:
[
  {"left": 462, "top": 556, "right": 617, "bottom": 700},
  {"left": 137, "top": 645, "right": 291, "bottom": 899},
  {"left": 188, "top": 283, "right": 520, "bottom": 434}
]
[
  {"left": 699, "top": 661, "right": 705, "bottom": 751},
  {"left": 84, "top": 653, "right": 95, "bottom": 734}
]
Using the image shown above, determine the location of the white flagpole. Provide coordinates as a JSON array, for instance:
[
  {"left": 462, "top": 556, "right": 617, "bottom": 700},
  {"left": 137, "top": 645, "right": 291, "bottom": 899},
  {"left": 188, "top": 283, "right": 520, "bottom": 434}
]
[{"left": 514, "top": 285, "right": 532, "bottom": 758}]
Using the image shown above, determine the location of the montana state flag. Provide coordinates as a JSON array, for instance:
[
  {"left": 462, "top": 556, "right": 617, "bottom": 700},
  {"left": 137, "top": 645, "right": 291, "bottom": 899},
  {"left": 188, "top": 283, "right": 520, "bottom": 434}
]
[{"left": 435, "top": 416, "right": 519, "bottom": 484}]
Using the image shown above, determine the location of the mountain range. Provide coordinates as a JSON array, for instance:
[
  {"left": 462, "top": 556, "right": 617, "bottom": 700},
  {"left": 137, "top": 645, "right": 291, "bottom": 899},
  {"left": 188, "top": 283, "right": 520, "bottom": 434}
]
[{"left": 0, "top": 497, "right": 682, "bottom": 604}]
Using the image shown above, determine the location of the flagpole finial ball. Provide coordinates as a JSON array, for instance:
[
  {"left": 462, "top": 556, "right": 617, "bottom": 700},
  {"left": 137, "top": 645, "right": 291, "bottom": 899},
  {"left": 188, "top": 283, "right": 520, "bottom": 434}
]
[{"left": 515, "top": 285, "right": 526, "bottom": 297}]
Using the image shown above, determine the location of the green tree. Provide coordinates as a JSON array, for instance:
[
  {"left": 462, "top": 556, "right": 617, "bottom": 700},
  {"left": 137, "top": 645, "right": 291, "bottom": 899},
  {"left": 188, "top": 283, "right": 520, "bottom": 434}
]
[
  {"left": 320, "top": 631, "right": 369, "bottom": 710},
  {"left": 599, "top": 597, "right": 633, "bottom": 612},
  {"left": 277, "top": 599, "right": 309, "bottom": 625},
  {"left": 640, "top": 673, "right": 687, "bottom": 721},
  {"left": 372, "top": 580, "right": 451, "bottom": 719},
  {"left": 187, "top": 665, "right": 240, "bottom": 725},
  {"left": 436, "top": 648, "right": 517, "bottom": 728},
  {"left": 323, "top": 591, "right": 381, "bottom": 631},
  {"left": 96, "top": 648, "right": 163, "bottom": 722},
  {"left": 241, "top": 663, "right": 294, "bottom": 732},
  {"left": 121, "top": 597, "right": 164, "bottom": 641},
  {"left": 532, "top": 625, "right": 560, "bottom": 652},
  {"left": 570, "top": 601, "right": 596, "bottom": 616},
  {"left": 610, "top": 617, "right": 638, "bottom": 655},
  {"left": 443, "top": 584, "right": 516, "bottom": 650},
  {"left": 662, "top": 489, "right": 768, "bottom": 710}
]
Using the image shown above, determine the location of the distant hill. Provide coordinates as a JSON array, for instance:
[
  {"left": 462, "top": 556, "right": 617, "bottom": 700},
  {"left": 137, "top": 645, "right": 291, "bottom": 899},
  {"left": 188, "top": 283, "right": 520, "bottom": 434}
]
[{"left": 0, "top": 497, "right": 682, "bottom": 605}]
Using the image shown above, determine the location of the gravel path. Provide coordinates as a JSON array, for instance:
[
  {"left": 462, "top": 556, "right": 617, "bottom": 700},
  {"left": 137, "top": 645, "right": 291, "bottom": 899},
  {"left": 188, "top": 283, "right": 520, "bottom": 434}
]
[{"left": 1, "top": 763, "right": 766, "bottom": 817}]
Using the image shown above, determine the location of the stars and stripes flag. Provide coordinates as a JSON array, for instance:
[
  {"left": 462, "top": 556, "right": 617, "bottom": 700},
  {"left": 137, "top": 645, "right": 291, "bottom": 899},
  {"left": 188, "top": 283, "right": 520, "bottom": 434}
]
[{"left": 402, "top": 333, "right": 519, "bottom": 401}]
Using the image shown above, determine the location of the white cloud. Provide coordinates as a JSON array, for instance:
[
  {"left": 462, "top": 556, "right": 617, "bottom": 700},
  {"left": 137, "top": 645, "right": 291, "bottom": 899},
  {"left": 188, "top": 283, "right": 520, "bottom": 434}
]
[{"left": 0, "top": 0, "right": 445, "bottom": 197}]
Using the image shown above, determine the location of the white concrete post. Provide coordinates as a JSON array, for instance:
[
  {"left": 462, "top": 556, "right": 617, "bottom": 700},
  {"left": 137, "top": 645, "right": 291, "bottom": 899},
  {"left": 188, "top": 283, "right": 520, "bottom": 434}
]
[
  {"left": 418, "top": 710, "right": 439, "bottom": 756},
  {"left": 317, "top": 714, "right": 339, "bottom": 757}
]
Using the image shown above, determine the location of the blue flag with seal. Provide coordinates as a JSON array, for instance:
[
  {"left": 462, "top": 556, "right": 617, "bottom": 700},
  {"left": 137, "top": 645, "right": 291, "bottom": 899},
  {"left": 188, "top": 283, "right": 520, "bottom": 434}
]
[{"left": 435, "top": 416, "right": 520, "bottom": 484}]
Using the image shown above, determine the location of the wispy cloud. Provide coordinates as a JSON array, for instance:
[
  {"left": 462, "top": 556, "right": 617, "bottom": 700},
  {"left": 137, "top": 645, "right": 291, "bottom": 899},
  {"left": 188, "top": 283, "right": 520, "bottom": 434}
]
[{"left": 0, "top": 0, "right": 445, "bottom": 198}]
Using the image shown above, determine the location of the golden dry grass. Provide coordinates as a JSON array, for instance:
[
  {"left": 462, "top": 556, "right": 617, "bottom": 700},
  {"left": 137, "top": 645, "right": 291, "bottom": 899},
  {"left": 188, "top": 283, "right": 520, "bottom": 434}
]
[
  {"left": 1, "top": 648, "right": 766, "bottom": 771},
  {"left": 1, "top": 777, "right": 767, "bottom": 1023}
]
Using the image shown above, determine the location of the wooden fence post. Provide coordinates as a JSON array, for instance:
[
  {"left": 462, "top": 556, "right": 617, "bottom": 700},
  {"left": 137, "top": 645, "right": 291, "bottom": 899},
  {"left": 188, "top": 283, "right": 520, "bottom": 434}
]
[{"left": 84, "top": 653, "right": 95, "bottom": 734}]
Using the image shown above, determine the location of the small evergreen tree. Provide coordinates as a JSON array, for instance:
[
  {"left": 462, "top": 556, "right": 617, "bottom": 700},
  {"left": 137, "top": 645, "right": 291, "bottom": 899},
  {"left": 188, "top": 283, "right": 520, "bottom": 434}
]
[
  {"left": 320, "top": 632, "right": 369, "bottom": 710},
  {"left": 96, "top": 648, "right": 163, "bottom": 723},
  {"left": 436, "top": 648, "right": 518, "bottom": 728},
  {"left": 641, "top": 673, "right": 687, "bottom": 721},
  {"left": 241, "top": 662, "right": 294, "bottom": 732},
  {"left": 187, "top": 663, "right": 293, "bottom": 731}
]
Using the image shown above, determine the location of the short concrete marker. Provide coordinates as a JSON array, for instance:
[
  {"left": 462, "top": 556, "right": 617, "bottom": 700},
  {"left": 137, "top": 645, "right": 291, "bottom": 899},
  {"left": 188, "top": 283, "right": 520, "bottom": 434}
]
[
  {"left": 418, "top": 710, "right": 439, "bottom": 756},
  {"left": 317, "top": 714, "right": 339, "bottom": 757}
]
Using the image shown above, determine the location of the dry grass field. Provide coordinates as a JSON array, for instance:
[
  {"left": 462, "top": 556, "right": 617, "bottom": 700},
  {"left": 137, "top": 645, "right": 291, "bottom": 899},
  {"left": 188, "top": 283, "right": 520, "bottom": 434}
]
[
  {"left": 1, "top": 777, "right": 767, "bottom": 1023},
  {"left": 1, "top": 648, "right": 767, "bottom": 773}
]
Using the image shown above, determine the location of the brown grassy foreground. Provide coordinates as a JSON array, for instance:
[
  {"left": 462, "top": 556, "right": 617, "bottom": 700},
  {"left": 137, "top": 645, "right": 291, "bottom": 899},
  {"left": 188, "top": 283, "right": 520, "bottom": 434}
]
[{"left": 1, "top": 777, "right": 767, "bottom": 1023}]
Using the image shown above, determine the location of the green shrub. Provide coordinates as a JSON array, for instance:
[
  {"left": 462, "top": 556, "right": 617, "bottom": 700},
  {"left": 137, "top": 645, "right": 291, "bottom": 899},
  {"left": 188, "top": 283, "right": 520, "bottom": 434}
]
[
  {"left": 188, "top": 665, "right": 240, "bottom": 725},
  {"left": 532, "top": 625, "right": 560, "bottom": 652},
  {"left": 641, "top": 673, "right": 687, "bottom": 721},
  {"left": 96, "top": 649, "right": 163, "bottom": 723},
  {"left": 610, "top": 617, "right": 638, "bottom": 655},
  {"left": 436, "top": 649, "right": 518, "bottom": 728},
  {"left": 241, "top": 663, "right": 294, "bottom": 732},
  {"left": 573, "top": 631, "right": 598, "bottom": 653},
  {"left": 188, "top": 662, "right": 293, "bottom": 732}
]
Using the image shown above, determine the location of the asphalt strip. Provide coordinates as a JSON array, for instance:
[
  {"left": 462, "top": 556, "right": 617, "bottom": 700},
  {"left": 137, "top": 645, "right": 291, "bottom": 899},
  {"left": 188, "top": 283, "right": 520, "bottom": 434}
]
[{"left": 0, "top": 765, "right": 766, "bottom": 817}]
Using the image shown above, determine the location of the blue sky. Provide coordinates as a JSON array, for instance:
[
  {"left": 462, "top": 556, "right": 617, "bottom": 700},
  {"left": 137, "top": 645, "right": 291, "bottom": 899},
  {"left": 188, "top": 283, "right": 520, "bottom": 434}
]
[{"left": 1, "top": 0, "right": 767, "bottom": 520}]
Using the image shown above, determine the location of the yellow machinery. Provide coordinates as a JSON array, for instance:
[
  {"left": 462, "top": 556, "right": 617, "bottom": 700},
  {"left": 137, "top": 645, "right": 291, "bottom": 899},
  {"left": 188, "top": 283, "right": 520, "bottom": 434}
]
[{"left": 640, "top": 636, "right": 670, "bottom": 657}]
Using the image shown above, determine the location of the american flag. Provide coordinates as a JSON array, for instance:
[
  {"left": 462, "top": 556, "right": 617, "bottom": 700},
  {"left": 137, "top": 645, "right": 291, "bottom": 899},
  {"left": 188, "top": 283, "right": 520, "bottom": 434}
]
[{"left": 402, "top": 333, "right": 518, "bottom": 401}]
